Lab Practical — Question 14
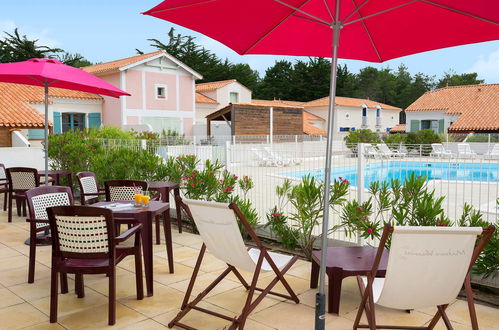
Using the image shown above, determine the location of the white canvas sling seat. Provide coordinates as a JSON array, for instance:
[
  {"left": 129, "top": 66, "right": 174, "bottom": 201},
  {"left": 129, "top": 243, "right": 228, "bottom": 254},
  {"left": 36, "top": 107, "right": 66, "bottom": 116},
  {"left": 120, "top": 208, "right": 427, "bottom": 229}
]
[
  {"left": 353, "top": 225, "right": 496, "bottom": 330},
  {"left": 169, "top": 197, "right": 300, "bottom": 330}
]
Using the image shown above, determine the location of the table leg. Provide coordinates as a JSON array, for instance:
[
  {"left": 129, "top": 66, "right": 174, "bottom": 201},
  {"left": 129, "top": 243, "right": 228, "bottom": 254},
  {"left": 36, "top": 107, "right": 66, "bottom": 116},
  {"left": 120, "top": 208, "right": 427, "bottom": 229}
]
[
  {"left": 141, "top": 214, "right": 154, "bottom": 297},
  {"left": 328, "top": 269, "right": 343, "bottom": 315},
  {"left": 310, "top": 259, "right": 319, "bottom": 289},
  {"left": 174, "top": 187, "right": 182, "bottom": 233},
  {"left": 163, "top": 210, "right": 174, "bottom": 274}
]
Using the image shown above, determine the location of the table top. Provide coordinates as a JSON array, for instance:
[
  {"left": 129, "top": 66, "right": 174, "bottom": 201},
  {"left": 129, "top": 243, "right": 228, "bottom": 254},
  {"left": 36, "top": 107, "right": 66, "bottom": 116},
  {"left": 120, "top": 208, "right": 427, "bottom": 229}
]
[
  {"left": 312, "top": 246, "right": 388, "bottom": 273},
  {"left": 93, "top": 201, "right": 169, "bottom": 216},
  {"left": 38, "top": 170, "right": 72, "bottom": 175},
  {"left": 147, "top": 181, "right": 180, "bottom": 189}
]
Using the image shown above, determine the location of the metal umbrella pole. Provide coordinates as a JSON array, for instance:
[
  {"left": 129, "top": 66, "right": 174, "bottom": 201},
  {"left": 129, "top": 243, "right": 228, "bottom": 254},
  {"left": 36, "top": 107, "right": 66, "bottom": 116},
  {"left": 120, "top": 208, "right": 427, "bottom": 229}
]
[
  {"left": 315, "top": 2, "right": 341, "bottom": 329},
  {"left": 43, "top": 80, "right": 49, "bottom": 186}
]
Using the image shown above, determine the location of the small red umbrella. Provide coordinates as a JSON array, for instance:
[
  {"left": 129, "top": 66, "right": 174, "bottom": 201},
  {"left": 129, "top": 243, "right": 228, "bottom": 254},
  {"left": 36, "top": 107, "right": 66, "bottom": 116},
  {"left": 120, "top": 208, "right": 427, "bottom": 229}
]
[
  {"left": 0, "top": 58, "right": 130, "bottom": 184},
  {"left": 143, "top": 1, "right": 499, "bottom": 327}
]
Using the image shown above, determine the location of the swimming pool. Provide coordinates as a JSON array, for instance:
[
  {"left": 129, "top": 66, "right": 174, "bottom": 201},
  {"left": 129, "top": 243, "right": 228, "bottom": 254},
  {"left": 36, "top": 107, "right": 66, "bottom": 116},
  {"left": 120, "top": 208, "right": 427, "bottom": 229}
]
[{"left": 284, "top": 161, "right": 499, "bottom": 188}]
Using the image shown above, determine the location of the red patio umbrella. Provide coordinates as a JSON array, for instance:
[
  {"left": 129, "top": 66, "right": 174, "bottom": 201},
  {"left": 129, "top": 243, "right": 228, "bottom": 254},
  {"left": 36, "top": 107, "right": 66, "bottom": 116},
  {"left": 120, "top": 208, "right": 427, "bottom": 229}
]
[
  {"left": 0, "top": 58, "right": 130, "bottom": 185},
  {"left": 143, "top": 1, "right": 499, "bottom": 328}
]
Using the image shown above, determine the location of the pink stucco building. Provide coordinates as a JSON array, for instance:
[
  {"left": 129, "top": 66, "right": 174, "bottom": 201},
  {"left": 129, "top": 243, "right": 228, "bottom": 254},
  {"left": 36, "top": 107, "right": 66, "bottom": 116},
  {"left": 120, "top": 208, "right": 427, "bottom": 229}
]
[{"left": 83, "top": 51, "right": 202, "bottom": 135}]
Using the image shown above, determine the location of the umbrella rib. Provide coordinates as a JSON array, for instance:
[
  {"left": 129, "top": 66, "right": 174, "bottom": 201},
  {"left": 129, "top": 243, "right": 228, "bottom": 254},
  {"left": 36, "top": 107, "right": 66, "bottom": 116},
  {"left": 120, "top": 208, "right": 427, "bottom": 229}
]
[
  {"left": 243, "top": 0, "right": 322, "bottom": 54},
  {"left": 322, "top": 0, "right": 334, "bottom": 21},
  {"left": 342, "top": 0, "right": 370, "bottom": 24},
  {"left": 343, "top": 0, "right": 417, "bottom": 26},
  {"left": 145, "top": 0, "right": 218, "bottom": 14},
  {"left": 274, "top": 0, "right": 331, "bottom": 26},
  {"left": 350, "top": 0, "right": 382, "bottom": 62},
  {"left": 421, "top": 0, "right": 499, "bottom": 26}
]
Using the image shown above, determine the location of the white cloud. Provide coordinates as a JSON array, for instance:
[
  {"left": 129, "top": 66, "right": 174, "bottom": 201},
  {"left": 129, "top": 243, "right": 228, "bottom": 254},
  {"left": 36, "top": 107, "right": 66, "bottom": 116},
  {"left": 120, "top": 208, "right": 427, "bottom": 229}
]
[
  {"left": 0, "top": 19, "right": 61, "bottom": 48},
  {"left": 467, "top": 47, "right": 499, "bottom": 83}
]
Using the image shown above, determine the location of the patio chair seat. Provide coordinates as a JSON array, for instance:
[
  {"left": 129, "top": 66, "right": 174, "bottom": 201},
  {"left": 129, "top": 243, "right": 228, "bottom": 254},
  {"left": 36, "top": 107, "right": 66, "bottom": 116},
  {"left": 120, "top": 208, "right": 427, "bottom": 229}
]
[
  {"left": 248, "top": 248, "right": 294, "bottom": 272},
  {"left": 58, "top": 248, "right": 131, "bottom": 271},
  {"left": 361, "top": 277, "right": 384, "bottom": 304}
]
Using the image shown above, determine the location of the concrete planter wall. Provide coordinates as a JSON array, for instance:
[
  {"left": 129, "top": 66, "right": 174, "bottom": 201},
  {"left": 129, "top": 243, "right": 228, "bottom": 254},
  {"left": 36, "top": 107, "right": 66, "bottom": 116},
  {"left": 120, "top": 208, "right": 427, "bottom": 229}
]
[{"left": 471, "top": 271, "right": 499, "bottom": 291}]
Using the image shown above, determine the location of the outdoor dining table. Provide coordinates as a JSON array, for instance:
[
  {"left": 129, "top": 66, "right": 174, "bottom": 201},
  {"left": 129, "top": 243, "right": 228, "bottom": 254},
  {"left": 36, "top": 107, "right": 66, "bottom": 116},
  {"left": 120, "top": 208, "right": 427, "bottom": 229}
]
[
  {"left": 38, "top": 170, "right": 73, "bottom": 188},
  {"left": 93, "top": 200, "right": 173, "bottom": 297},
  {"left": 147, "top": 181, "right": 183, "bottom": 238}
]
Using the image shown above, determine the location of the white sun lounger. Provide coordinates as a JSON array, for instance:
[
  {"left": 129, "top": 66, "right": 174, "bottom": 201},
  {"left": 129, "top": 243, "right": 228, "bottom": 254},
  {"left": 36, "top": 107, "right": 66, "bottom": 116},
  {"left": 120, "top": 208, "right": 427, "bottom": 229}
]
[
  {"left": 353, "top": 225, "right": 495, "bottom": 330},
  {"left": 364, "top": 144, "right": 381, "bottom": 158},
  {"left": 458, "top": 143, "right": 477, "bottom": 158},
  {"left": 431, "top": 143, "right": 454, "bottom": 158},
  {"left": 377, "top": 143, "right": 406, "bottom": 157},
  {"left": 169, "top": 198, "right": 299, "bottom": 329},
  {"left": 485, "top": 143, "right": 499, "bottom": 159}
]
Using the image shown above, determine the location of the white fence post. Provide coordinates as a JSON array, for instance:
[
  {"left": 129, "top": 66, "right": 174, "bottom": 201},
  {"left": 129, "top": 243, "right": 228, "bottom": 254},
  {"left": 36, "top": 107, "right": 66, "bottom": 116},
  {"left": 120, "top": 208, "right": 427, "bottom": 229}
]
[
  {"left": 225, "top": 140, "right": 232, "bottom": 171},
  {"left": 357, "top": 143, "right": 366, "bottom": 246}
]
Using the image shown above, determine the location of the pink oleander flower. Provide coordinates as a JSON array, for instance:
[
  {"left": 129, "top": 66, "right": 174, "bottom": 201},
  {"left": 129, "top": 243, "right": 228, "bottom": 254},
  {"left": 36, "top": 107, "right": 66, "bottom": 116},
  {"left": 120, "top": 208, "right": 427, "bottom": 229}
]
[
  {"left": 437, "top": 221, "right": 447, "bottom": 227},
  {"left": 223, "top": 188, "right": 228, "bottom": 192},
  {"left": 227, "top": 186, "right": 233, "bottom": 191},
  {"left": 367, "top": 228, "right": 374, "bottom": 234},
  {"left": 233, "top": 175, "right": 238, "bottom": 179},
  {"left": 339, "top": 177, "right": 343, "bottom": 181},
  {"left": 219, "top": 179, "right": 224, "bottom": 183},
  {"left": 191, "top": 173, "right": 196, "bottom": 178},
  {"left": 357, "top": 207, "right": 362, "bottom": 213},
  {"left": 190, "top": 183, "right": 195, "bottom": 187},
  {"left": 273, "top": 212, "right": 280, "bottom": 217}
]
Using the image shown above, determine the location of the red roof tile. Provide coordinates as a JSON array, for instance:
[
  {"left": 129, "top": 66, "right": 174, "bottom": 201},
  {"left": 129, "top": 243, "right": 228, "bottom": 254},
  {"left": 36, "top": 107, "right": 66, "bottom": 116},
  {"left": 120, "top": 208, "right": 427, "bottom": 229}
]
[
  {"left": 196, "top": 92, "right": 218, "bottom": 104},
  {"left": 195, "top": 79, "right": 236, "bottom": 92},
  {"left": 82, "top": 51, "right": 163, "bottom": 75},
  {"left": 304, "top": 96, "right": 401, "bottom": 110}
]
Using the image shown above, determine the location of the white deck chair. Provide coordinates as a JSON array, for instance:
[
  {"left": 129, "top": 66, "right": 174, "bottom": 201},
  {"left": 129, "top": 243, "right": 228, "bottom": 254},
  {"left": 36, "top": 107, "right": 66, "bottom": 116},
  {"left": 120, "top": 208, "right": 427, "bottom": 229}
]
[
  {"left": 169, "top": 197, "right": 300, "bottom": 330},
  {"left": 430, "top": 143, "right": 454, "bottom": 158},
  {"left": 354, "top": 225, "right": 496, "bottom": 330},
  {"left": 486, "top": 143, "right": 499, "bottom": 159},
  {"left": 458, "top": 143, "right": 476, "bottom": 158},
  {"left": 250, "top": 148, "right": 274, "bottom": 166},
  {"left": 364, "top": 144, "right": 382, "bottom": 158},
  {"left": 264, "top": 147, "right": 298, "bottom": 166},
  {"left": 377, "top": 143, "right": 406, "bottom": 157}
]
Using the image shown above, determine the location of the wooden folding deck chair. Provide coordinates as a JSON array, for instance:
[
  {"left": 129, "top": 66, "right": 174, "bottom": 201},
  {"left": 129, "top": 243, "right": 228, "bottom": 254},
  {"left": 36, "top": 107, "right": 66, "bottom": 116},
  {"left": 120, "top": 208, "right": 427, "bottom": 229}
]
[
  {"left": 169, "top": 197, "right": 300, "bottom": 330},
  {"left": 354, "top": 225, "right": 495, "bottom": 330}
]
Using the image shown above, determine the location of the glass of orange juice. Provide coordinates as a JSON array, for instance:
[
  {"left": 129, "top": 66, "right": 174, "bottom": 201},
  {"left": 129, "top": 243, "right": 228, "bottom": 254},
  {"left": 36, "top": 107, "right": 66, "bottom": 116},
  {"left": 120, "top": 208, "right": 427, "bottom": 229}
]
[
  {"left": 134, "top": 193, "right": 143, "bottom": 206},
  {"left": 141, "top": 195, "right": 150, "bottom": 206}
]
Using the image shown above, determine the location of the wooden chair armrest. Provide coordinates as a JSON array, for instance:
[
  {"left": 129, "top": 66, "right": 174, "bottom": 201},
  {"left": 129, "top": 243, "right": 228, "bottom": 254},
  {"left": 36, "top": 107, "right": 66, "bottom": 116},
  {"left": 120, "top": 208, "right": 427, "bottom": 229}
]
[
  {"left": 115, "top": 224, "right": 142, "bottom": 243},
  {"left": 81, "top": 192, "right": 106, "bottom": 196},
  {"left": 26, "top": 218, "right": 49, "bottom": 224}
]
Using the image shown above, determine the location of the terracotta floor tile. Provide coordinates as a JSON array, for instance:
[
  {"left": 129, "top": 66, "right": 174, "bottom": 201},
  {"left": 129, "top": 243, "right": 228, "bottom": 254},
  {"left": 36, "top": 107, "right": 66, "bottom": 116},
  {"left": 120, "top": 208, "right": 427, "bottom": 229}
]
[
  {"left": 30, "top": 287, "right": 108, "bottom": 318},
  {"left": 57, "top": 302, "right": 147, "bottom": 330},
  {"left": 0, "top": 287, "right": 24, "bottom": 309},
  {"left": 168, "top": 272, "right": 242, "bottom": 298},
  {"left": 0, "top": 302, "right": 48, "bottom": 329},
  {"left": 119, "top": 284, "right": 185, "bottom": 318},
  {"left": 10, "top": 277, "right": 75, "bottom": 302}
]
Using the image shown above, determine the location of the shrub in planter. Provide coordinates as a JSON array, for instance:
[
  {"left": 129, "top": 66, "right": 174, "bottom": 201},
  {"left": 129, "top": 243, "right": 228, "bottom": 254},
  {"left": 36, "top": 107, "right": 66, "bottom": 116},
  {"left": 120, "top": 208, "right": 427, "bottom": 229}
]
[
  {"left": 383, "top": 133, "right": 406, "bottom": 145},
  {"left": 269, "top": 176, "right": 349, "bottom": 259},
  {"left": 405, "top": 129, "right": 442, "bottom": 145},
  {"left": 345, "top": 129, "right": 382, "bottom": 154}
]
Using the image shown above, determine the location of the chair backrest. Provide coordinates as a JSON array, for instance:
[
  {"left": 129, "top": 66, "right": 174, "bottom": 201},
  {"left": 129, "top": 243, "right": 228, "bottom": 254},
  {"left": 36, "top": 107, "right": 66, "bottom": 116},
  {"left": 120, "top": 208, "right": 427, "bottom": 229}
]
[
  {"left": 364, "top": 144, "right": 378, "bottom": 155},
  {"left": 431, "top": 143, "right": 444, "bottom": 153},
  {"left": 182, "top": 198, "right": 259, "bottom": 272},
  {"left": 489, "top": 143, "right": 499, "bottom": 155},
  {"left": 376, "top": 226, "right": 482, "bottom": 310},
  {"left": 0, "top": 163, "right": 6, "bottom": 181},
  {"left": 104, "top": 180, "right": 147, "bottom": 201},
  {"left": 26, "top": 186, "right": 74, "bottom": 229},
  {"left": 6, "top": 167, "right": 39, "bottom": 191},
  {"left": 458, "top": 143, "right": 471, "bottom": 153},
  {"left": 77, "top": 172, "right": 100, "bottom": 203},
  {"left": 377, "top": 144, "right": 392, "bottom": 154},
  {"left": 47, "top": 206, "right": 115, "bottom": 259}
]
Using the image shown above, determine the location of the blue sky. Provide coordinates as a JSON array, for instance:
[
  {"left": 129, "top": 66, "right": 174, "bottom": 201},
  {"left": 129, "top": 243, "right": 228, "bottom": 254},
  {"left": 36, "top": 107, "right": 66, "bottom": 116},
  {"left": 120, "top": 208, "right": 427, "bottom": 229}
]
[{"left": 2, "top": 0, "right": 499, "bottom": 83}]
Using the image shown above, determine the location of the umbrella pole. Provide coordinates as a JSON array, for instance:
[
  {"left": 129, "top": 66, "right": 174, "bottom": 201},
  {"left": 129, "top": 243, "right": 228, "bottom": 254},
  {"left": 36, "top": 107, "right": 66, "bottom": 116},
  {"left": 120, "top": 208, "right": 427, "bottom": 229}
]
[
  {"left": 315, "top": 16, "right": 341, "bottom": 330},
  {"left": 44, "top": 81, "right": 49, "bottom": 186}
]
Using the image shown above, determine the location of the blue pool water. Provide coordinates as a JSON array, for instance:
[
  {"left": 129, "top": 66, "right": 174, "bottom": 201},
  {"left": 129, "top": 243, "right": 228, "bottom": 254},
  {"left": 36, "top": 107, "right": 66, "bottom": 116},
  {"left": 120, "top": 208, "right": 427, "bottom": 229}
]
[{"left": 285, "top": 161, "right": 499, "bottom": 188}]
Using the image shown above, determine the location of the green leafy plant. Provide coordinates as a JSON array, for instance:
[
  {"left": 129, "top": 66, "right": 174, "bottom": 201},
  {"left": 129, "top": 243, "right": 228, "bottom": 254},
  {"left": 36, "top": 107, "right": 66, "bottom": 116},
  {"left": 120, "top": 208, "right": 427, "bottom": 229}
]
[{"left": 344, "top": 129, "right": 382, "bottom": 153}]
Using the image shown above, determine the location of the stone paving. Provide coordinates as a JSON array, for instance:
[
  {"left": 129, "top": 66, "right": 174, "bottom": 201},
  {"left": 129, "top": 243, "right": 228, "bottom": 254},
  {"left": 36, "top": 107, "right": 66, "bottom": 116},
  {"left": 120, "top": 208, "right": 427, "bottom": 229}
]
[{"left": 0, "top": 207, "right": 498, "bottom": 329}]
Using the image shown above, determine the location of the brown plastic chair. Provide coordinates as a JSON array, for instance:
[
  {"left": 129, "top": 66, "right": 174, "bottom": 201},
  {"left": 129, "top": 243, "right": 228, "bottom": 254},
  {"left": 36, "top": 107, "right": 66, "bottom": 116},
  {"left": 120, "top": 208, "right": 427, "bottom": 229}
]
[
  {"left": 25, "top": 186, "right": 74, "bottom": 284},
  {"left": 104, "top": 180, "right": 164, "bottom": 244},
  {"left": 47, "top": 205, "right": 143, "bottom": 325},
  {"left": 0, "top": 164, "right": 8, "bottom": 211},
  {"left": 353, "top": 224, "right": 496, "bottom": 330},
  {"left": 6, "top": 167, "right": 39, "bottom": 222},
  {"left": 169, "top": 197, "right": 300, "bottom": 330},
  {"left": 76, "top": 172, "right": 105, "bottom": 205}
]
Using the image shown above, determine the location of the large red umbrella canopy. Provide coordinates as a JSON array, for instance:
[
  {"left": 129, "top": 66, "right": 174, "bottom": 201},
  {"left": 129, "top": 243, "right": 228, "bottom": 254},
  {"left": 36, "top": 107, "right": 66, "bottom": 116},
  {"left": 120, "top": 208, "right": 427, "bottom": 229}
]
[
  {"left": 0, "top": 58, "right": 130, "bottom": 97},
  {"left": 143, "top": 0, "right": 499, "bottom": 62}
]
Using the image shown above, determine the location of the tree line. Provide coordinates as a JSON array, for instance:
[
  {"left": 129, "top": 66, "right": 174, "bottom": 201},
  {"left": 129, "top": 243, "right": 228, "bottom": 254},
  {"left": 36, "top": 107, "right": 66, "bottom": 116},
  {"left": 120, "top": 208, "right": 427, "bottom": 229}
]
[{"left": 2, "top": 28, "right": 484, "bottom": 110}]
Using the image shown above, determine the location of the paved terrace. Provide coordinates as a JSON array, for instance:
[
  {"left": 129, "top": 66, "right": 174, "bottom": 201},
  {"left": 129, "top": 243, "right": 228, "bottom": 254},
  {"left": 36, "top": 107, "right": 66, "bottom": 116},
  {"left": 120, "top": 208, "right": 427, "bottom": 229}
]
[{"left": 0, "top": 207, "right": 497, "bottom": 329}]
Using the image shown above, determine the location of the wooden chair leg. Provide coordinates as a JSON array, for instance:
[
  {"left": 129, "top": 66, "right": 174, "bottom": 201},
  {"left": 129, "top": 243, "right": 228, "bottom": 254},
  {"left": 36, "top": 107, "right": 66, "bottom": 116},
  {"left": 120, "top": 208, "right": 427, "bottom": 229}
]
[
  {"left": 60, "top": 273, "right": 69, "bottom": 294},
  {"left": 108, "top": 267, "right": 116, "bottom": 326},
  {"left": 135, "top": 246, "right": 144, "bottom": 300},
  {"left": 22, "top": 199, "right": 27, "bottom": 217},
  {"left": 28, "top": 226, "right": 36, "bottom": 283},
  {"left": 50, "top": 267, "right": 58, "bottom": 323},
  {"left": 155, "top": 215, "right": 161, "bottom": 245},
  {"left": 16, "top": 198, "right": 21, "bottom": 216},
  {"left": 465, "top": 274, "right": 479, "bottom": 330},
  {"left": 75, "top": 274, "right": 85, "bottom": 298},
  {"left": 7, "top": 193, "right": 12, "bottom": 222},
  {"left": 3, "top": 191, "right": 6, "bottom": 211},
  {"left": 238, "top": 254, "right": 264, "bottom": 329},
  {"left": 437, "top": 305, "right": 453, "bottom": 330}
]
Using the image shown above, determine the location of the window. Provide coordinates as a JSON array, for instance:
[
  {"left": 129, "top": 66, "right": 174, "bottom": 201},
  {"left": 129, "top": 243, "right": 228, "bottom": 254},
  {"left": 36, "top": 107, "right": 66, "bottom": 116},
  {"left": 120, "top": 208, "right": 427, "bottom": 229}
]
[
  {"left": 156, "top": 85, "right": 167, "bottom": 100},
  {"left": 376, "top": 108, "right": 380, "bottom": 117},
  {"left": 362, "top": 107, "right": 367, "bottom": 117},
  {"left": 339, "top": 127, "right": 351, "bottom": 132},
  {"left": 61, "top": 113, "right": 85, "bottom": 133},
  {"left": 229, "top": 92, "right": 239, "bottom": 103},
  {"left": 345, "top": 113, "right": 350, "bottom": 119},
  {"left": 141, "top": 116, "right": 181, "bottom": 134}
]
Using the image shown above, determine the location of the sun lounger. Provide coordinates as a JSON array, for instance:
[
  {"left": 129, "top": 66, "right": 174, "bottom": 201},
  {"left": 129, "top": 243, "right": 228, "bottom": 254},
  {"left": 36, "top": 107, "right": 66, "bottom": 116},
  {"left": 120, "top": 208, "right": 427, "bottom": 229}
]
[
  {"left": 364, "top": 144, "right": 381, "bottom": 158},
  {"left": 458, "top": 143, "right": 476, "bottom": 158},
  {"left": 485, "top": 143, "right": 499, "bottom": 159},
  {"left": 430, "top": 143, "right": 454, "bottom": 158},
  {"left": 377, "top": 143, "right": 406, "bottom": 157}
]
